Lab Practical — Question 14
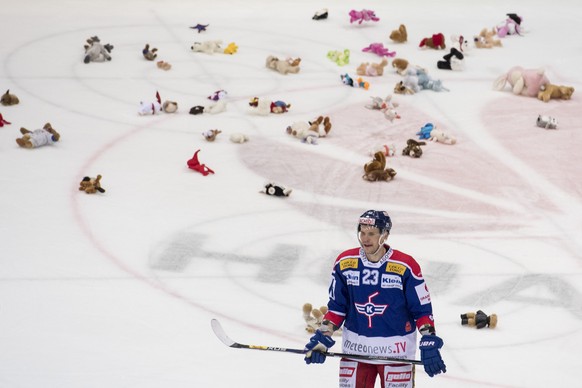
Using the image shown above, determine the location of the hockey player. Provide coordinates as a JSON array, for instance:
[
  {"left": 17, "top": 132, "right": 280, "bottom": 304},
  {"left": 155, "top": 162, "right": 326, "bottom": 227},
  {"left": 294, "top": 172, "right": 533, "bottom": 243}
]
[{"left": 304, "top": 210, "right": 446, "bottom": 387}]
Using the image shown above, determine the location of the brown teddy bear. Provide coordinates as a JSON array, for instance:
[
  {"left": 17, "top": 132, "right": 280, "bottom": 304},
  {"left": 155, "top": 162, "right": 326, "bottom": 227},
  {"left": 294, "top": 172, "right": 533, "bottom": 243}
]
[
  {"left": 265, "top": 55, "right": 300, "bottom": 75},
  {"left": 537, "top": 83, "right": 575, "bottom": 102},
  {"left": 16, "top": 123, "right": 60, "bottom": 148},
  {"left": 460, "top": 310, "right": 498, "bottom": 329},
  {"left": 389, "top": 24, "right": 408, "bottom": 43},
  {"left": 402, "top": 139, "right": 426, "bottom": 158},
  {"left": 363, "top": 151, "right": 397, "bottom": 181},
  {"left": 473, "top": 28, "right": 502, "bottom": 49},
  {"left": 142, "top": 44, "right": 158, "bottom": 60},
  {"left": 79, "top": 175, "right": 106, "bottom": 194},
  {"left": 356, "top": 58, "right": 388, "bottom": 76},
  {"left": 1, "top": 89, "right": 19, "bottom": 106},
  {"left": 302, "top": 303, "right": 327, "bottom": 333}
]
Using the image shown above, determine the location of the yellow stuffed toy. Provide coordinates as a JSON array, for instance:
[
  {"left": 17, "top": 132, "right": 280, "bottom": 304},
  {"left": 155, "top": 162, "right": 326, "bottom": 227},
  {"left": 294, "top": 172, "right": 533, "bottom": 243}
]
[{"left": 537, "top": 83, "right": 575, "bottom": 102}]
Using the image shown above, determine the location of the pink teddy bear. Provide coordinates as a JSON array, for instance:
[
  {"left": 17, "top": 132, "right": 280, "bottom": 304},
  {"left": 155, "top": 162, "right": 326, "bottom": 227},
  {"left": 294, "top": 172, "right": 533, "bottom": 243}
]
[{"left": 493, "top": 66, "right": 549, "bottom": 98}]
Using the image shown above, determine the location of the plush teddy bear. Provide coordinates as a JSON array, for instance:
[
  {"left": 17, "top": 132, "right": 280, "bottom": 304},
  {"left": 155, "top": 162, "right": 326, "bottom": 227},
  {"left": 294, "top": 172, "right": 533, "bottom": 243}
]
[
  {"left": 138, "top": 92, "right": 177, "bottom": 115},
  {"left": 536, "top": 115, "right": 558, "bottom": 129},
  {"left": 187, "top": 149, "right": 214, "bottom": 176},
  {"left": 156, "top": 61, "right": 172, "bottom": 70},
  {"left": 419, "top": 33, "right": 446, "bottom": 49},
  {"left": 83, "top": 36, "right": 113, "bottom": 63},
  {"left": 437, "top": 48, "right": 464, "bottom": 71},
  {"left": 537, "top": 83, "right": 575, "bottom": 102},
  {"left": 357, "top": 58, "right": 388, "bottom": 77},
  {"left": 327, "top": 49, "right": 350, "bottom": 66},
  {"left": 16, "top": 123, "right": 60, "bottom": 148},
  {"left": 450, "top": 35, "right": 470, "bottom": 53},
  {"left": 262, "top": 183, "right": 292, "bottom": 197},
  {"left": 0, "top": 113, "right": 10, "bottom": 127},
  {"left": 496, "top": 13, "right": 523, "bottom": 37},
  {"left": 312, "top": 8, "right": 328, "bottom": 20},
  {"left": 142, "top": 44, "right": 158, "bottom": 60},
  {"left": 286, "top": 116, "right": 331, "bottom": 144},
  {"left": 190, "top": 100, "right": 227, "bottom": 115},
  {"left": 494, "top": 66, "right": 550, "bottom": 98},
  {"left": 460, "top": 310, "right": 498, "bottom": 329},
  {"left": 362, "top": 43, "right": 396, "bottom": 58},
  {"left": 265, "top": 55, "right": 300, "bottom": 75},
  {"left": 474, "top": 28, "right": 502, "bottom": 49},
  {"left": 391, "top": 58, "right": 410, "bottom": 75},
  {"left": 389, "top": 24, "right": 408, "bottom": 43},
  {"left": 248, "top": 97, "right": 290, "bottom": 115},
  {"left": 394, "top": 68, "right": 448, "bottom": 95},
  {"left": 303, "top": 303, "right": 328, "bottom": 333},
  {"left": 363, "top": 151, "right": 397, "bottom": 182},
  {"left": 430, "top": 129, "right": 457, "bottom": 144},
  {"left": 402, "top": 139, "right": 426, "bottom": 158},
  {"left": 191, "top": 40, "right": 223, "bottom": 54},
  {"left": 1, "top": 89, "right": 19, "bottom": 106},
  {"left": 370, "top": 144, "right": 396, "bottom": 158},
  {"left": 79, "top": 175, "right": 106, "bottom": 194},
  {"left": 365, "top": 95, "right": 400, "bottom": 122},
  {"left": 202, "top": 129, "right": 222, "bottom": 141},
  {"left": 229, "top": 133, "right": 249, "bottom": 143}
]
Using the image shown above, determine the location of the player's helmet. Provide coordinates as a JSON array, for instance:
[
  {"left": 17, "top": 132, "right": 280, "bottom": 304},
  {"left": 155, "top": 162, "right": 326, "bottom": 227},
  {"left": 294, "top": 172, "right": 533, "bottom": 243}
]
[{"left": 358, "top": 210, "right": 392, "bottom": 234}]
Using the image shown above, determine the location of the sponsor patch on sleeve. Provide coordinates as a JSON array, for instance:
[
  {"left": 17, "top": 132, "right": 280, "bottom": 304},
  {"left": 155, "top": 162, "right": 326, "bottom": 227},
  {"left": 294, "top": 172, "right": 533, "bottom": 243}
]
[
  {"left": 340, "top": 258, "right": 359, "bottom": 270},
  {"left": 386, "top": 263, "right": 406, "bottom": 275},
  {"left": 415, "top": 282, "right": 431, "bottom": 305}
]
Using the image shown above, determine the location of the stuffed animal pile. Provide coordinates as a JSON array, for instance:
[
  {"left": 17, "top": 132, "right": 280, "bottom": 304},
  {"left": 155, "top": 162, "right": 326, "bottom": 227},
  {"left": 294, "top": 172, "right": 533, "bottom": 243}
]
[{"left": 16, "top": 123, "right": 60, "bottom": 148}]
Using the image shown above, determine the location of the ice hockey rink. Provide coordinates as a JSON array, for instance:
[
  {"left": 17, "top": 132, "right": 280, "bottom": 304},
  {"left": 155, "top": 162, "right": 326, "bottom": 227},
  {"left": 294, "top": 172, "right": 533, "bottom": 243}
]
[{"left": 1, "top": 0, "right": 581, "bottom": 387}]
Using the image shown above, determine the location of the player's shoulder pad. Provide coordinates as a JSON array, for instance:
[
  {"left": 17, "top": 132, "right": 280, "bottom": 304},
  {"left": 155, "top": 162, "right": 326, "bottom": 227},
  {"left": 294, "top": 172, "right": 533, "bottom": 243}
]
[
  {"left": 333, "top": 248, "right": 360, "bottom": 270},
  {"left": 388, "top": 249, "right": 423, "bottom": 279}
]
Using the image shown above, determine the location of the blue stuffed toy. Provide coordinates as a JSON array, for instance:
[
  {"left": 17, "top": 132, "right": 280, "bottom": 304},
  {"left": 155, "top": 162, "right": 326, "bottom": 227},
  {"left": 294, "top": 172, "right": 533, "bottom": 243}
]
[{"left": 417, "top": 123, "right": 434, "bottom": 140}]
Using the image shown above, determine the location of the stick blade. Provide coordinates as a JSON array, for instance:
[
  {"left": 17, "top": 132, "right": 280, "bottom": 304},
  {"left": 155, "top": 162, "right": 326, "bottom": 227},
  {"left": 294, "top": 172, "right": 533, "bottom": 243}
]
[{"left": 211, "top": 318, "right": 236, "bottom": 347}]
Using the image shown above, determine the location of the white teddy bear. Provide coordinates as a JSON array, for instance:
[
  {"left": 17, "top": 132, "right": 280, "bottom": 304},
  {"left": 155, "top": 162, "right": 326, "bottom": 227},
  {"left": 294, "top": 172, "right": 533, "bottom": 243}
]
[{"left": 191, "top": 40, "right": 223, "bottom": 54}]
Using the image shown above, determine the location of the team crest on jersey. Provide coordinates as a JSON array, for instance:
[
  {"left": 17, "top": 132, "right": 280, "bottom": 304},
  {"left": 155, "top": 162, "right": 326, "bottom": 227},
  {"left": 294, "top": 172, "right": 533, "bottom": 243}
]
[
  {"left": 340, "top": 258, "right": 359, "bottom": 271},
  {"left": 354, "top": 291, "right": 388, "bottom": 328},
  {"left": 386, "top": 262, "right": 406, "bottom": 275}
]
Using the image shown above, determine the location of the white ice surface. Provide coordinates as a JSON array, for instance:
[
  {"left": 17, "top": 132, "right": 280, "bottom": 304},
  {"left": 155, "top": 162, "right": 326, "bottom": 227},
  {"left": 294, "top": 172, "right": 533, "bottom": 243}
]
[{"left": 1, "top": 1, "right": 581, "bottom": 387}]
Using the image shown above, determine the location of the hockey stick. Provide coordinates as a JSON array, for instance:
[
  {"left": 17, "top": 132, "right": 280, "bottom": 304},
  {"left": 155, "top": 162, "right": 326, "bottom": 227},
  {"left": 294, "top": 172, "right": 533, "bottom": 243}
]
[{"left": 211, "top": 318, "right": 422, "bottom": 365}]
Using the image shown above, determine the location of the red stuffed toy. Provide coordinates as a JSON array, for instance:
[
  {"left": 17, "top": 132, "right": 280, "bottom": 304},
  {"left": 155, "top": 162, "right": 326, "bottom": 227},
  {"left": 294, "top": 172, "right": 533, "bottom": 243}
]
[
  {"left": 419, "top": 33, "right": 446, "bottom": 49},
  {"left": 187, "top": 149, "right": 214, "bottom": 176}
]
